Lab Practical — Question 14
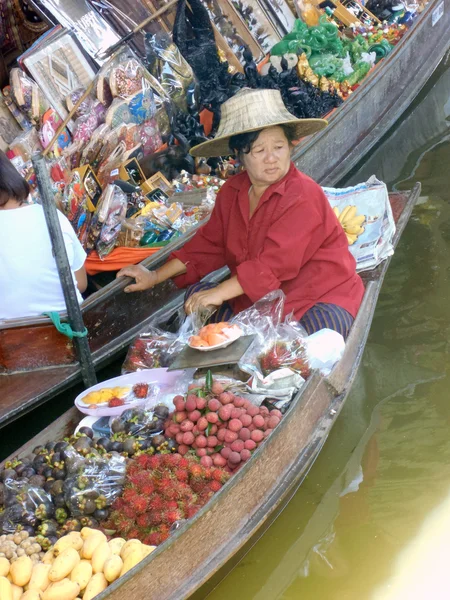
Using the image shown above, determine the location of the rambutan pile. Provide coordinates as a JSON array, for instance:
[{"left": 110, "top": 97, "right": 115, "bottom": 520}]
[{"left": 106, "top": 453, "right": 230, "bottom": 545}]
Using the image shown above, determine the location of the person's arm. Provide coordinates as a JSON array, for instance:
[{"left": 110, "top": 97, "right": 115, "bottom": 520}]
[
  {"left": 117, "top": 187, "right": 229, "bottom": 293},
  {"left": 169, "top": 189, "right": 228, "bottom": 288},
  {"left": 184, "top": 276, "right": 244, "bottom": 314},
  {"left": 117, "top": 258, "right": 187, "bottom": 293},
  {"left": 75, "top": 266, "right": 88, "bottom": 293}
]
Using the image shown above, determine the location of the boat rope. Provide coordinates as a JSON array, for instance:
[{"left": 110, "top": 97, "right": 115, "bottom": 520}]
[{"left": 44, "top": 311, "right": 88, "bottom": 340}]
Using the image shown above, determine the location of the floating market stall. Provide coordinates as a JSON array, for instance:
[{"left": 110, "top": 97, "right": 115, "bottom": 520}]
[
  {"left": 0, "top": 185, "right": 419, "bottom": 599},
  {"left": 0, "top": 0, "right": 448, "bottom": 427}
]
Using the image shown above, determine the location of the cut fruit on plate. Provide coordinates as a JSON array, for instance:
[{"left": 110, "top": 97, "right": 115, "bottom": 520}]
[
  {"left": 188, "top": 323, "right": 242, "bottom": 352},
  {"left": 75, "top": 368, "right": 185, "bottom": 416}
]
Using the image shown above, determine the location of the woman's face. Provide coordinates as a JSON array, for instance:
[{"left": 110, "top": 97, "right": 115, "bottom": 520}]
[{"left": 241, "top": 126, "right": 291, "bottom": 187}]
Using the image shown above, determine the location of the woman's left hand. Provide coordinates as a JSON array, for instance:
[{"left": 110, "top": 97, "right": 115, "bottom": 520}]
[{"left": 185, "top": 288, "right": 224, "bottom": 315}]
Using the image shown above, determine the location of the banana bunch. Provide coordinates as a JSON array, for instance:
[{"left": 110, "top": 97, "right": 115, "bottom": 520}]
[{"left": 332, "top": 205, "right": 366, "bottom": 245}]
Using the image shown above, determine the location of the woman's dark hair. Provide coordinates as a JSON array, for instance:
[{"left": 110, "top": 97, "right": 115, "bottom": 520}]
[
  {"left": 0, "top": 150, "right": 30, "bottom": 207},
  {"left": 229, "top": 124, "right": 295, "bottom": 157}
]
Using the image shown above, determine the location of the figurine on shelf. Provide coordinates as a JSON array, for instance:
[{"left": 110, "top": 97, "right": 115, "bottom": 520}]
[
  {"left": 195, "top": 157, "right": 212, "bottom": 175},
  {"left": 297, "top": 52, "right": 320, "bottom": 87}
]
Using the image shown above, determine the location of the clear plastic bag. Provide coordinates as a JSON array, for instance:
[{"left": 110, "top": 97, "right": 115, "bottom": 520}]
[
  {"left": 62, "top": 140, "right": 84, "bottom": 170},
  {"left": 96, "top": 142, "right": 127, "bottom": 187},
  {"left": 257, "top": 319, "right": 310, "bottom": 378},
  {"left": 73, "top": 112, "right": 101, "bottom": 146},
  {"left": 138, "top": 119, "right": 163, "bottom": 156},
  {"left": 63, "top": 449, "right": 126, "bottom": 518},
  {"left": 63, "top": 170, "right": 94, "bottom": 242},
  {"left": 39, "top": 108, "right": 72, "bottom": 158},
  {"left": 122, "top": 326, "right": 182, "bottom": 373},
  {"left": 0, "top": 479, "right": 53, "bottom": 534},
  {"left": 116, "top": 217, "right": 145, "bottom": 248},
  {"left": 109, "top": 402, "right": 168, "bottom": 443},
  {"left": 95, "top": 185, "right": 128, "bottom": 258},
  {"left": 96, "top": 47, "right": 171, "bottom": 138},
  {"left": 65, "top": 87, "right": 95, "bottom": 118},
  {"left": 235, "top": 292, "right": 310, "bottom": 379},
  {"left": 8, "top": 128, "right": 42, "bottom": 163},
  {"left": 2, "top": 85, "right": 33, "bottom": 131},
  {"left": 92, "top": 127, "right": 120, "bottom": 172},
  {"left": 144, "top": 30, "right": 197, "bottom": 112},
  {"left": 10, "top": 68, "right": 49, "bottom": 126},
  {"left": 81, "top": 124, "right": 111, "bottom": 168},
  {"left": 105, "top": 85, "right": 157, "bottom": 129},
  {"left": 48, "top": 156, "right": 71, "bottom": 209},
  {"left": 232, "top": 290, "right": 286, "bottom": 343}
]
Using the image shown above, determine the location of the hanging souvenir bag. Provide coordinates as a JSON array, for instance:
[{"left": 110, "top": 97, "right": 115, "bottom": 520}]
[
  {"left": 39, "top": 108, "right": 71, "bottom": 158},
  {"left": 173, "top": 0, "right": 221, "bottom": 81},
  {"left": 98, "top": 47, "right": 170, "bottom": 138},
  {"left": 10, "top": 68, "right": 49, "bottom": 126},
  {"left": 66, "top": 87, "right": 95, "bottom": 118},
  {"left": 96, "top": 141, "right": 127, "bottom": 187},
  {"left": 144, "top": 30, "right": 197, "bottom": 112},
  {"left": 96, "top": 185, "right": 128, "bottom": 258},
  {"left": 80, "top": 124, "right": 110, "bottom": 167}
]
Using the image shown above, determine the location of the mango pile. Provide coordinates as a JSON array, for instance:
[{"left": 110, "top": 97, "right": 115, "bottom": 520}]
[{"left": 0, "top": 528, "right": 155, "bottom": 600}]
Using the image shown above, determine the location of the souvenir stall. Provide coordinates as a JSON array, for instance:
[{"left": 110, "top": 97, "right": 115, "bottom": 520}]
[{"left": 0, "top": 0, "right": 421, "bottom": 278}]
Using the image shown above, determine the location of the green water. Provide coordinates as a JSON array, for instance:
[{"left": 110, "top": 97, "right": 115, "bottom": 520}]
[{"left": 207, "top": 59, "right": 450, "bottom": 599}]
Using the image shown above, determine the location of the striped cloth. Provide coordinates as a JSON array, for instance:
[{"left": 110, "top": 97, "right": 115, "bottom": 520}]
[
  {"left": 185, "top": 283, "right": 354, "bottom": 339},
  {"left": 299, "top": 302, "right": 353, "bottom": 340}
]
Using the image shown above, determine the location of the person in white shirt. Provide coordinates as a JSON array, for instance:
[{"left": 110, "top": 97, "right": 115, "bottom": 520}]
[{"left": 0, "top": 151, "right": 87, "bottom": 320}]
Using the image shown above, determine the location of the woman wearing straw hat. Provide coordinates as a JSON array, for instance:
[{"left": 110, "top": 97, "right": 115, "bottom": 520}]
[{"left": 118, "top": 88, "right": 364, "bottom": 339}]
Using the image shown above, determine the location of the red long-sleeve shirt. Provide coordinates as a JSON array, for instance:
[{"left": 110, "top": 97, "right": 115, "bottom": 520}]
[{"left": 171, "top": 163, "right": 364, "bottom": 320}]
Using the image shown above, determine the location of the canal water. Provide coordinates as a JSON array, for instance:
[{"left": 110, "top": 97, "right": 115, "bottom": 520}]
[
  {"left": 1, "top": 52, "right": 449, "bottom": 600},
  {"left": 207, "top": 56, "right": 450, "bottom": 599}
]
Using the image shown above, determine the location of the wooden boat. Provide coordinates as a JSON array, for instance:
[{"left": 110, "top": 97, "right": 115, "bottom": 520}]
[
  {"left": 1, "top": 0, "right": 448, "bottom": 427},
  {"left": 0, "top": 184, "right": 420, "bottom": 600}
]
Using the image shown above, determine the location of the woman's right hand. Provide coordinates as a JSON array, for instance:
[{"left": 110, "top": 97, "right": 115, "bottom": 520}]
[{"left": 116, "top": 265, "right": 158, "bottom": 293}]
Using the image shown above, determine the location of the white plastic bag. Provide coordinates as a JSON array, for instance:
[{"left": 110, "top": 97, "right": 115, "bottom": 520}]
[
  {"left": 304, "top": 329, "right": 345, "bottom": 376},
  {"left": 323, "top": 176, "right": 395, "bottom": 272}
]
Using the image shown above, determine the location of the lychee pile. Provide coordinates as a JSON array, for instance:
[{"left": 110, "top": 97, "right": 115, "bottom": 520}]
[
  {"left": 164, "top": 380, "right": 283, "bottom": 472},
  {"left": 106, "top": 453, "right": 230, "bottom": 546}
]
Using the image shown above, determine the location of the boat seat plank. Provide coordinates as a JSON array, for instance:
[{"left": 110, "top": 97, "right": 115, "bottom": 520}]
[{"left": 0, "top": 367, "right": 78, "bottom": 426}]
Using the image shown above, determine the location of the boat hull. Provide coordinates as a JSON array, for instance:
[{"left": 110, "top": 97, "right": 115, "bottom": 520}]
[{"left": 0, "top": 186, "right": 420, "bottom": 599}]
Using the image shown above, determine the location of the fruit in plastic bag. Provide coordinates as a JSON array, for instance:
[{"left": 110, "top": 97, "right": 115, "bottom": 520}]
[
  {"left": 259, "top": 339, "right": 310, "bottom": 378},
  {"left": 122, "top": 328, "right": 180, "bottom": 373}
]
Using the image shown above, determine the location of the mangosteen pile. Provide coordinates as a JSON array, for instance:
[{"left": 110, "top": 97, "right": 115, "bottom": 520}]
[
  {"left": 0, "top": 404, "right": 177, "bottom": 541},
  {"left": 107, "top": 404, "right": 176, "bottom": 455},
  {"left": 0, "top": 433, "right": 120, "bottom": 540},
  {"left": 63, "top": 445, "right": 126, "bottom": 521}
]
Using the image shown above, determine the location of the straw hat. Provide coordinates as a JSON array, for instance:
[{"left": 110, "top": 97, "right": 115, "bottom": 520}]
[{"left": 190, "top": 88, "right": 328, "bottom": 158}]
